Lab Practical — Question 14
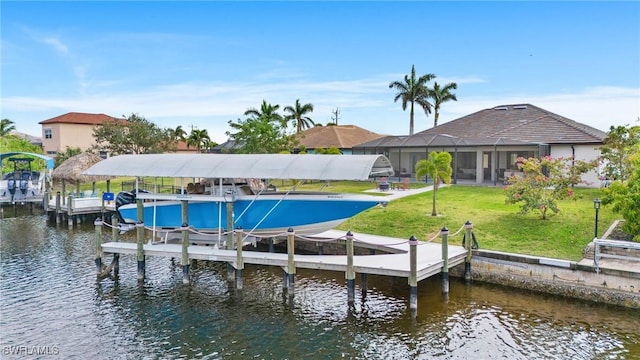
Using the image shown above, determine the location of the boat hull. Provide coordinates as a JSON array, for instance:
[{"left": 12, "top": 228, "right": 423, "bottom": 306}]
[{"left": 117, "top": 194, "right": 384, "bottom": 236}]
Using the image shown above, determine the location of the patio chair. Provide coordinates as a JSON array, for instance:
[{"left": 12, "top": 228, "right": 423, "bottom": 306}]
[
  {"left": 377, "top": 177, "right": 390, "bottom": 191},
  {"left": 398, "top": 177, "right": 410, "bottom": 190}
]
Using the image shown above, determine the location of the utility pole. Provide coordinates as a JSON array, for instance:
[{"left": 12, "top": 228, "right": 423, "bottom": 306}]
[{"left": 331, "top": 108, "right": 340, "bottom": 125}]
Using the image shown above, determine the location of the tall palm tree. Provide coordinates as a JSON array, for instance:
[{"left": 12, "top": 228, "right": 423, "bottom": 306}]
[
  {"left": 429, "top": 81, "right": 458, "bottom": 128},
  {"left": 284, "top": 99, "right": 315, "bottom": 133},
  {"left": 0, "top": 119, "right": 16, "bottom": 136},
  {"left": 415, "top": 151, "right": 452, "bottom": 216},
  {"left": 245, "top": 100, "right": 283, "bottom": 123},
  {"left": 173, "top": 125, "right": 188, "bottom": 141},
  {"left": 388, "top": 65, "right": 435, "bottom": 135},
  {"left": 187, "top": 129, "right": 211, "bottom": 153}
]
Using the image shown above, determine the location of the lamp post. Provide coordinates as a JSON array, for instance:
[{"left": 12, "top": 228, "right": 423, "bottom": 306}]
[{"left": 593, "top": 198, "right": 601, "bottom": 239}]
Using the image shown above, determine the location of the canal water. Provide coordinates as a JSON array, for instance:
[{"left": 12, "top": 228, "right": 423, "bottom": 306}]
[{"left": 1, "top": 215, "right": 639, "bottom": 359}]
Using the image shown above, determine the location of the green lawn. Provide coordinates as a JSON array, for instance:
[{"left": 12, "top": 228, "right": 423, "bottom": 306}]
[{"left": 337, "top": 185, "right": 619, "bottom": 261}]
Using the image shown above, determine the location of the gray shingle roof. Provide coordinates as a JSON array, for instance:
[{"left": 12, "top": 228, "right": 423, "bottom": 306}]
[{"left": 418, "top": 104, "right": 606, "bottom": 144}]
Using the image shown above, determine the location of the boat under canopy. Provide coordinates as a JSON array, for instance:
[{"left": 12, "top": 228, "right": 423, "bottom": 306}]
[
  {"left": 83, "top": 154, "right": 395, "bottom": 237},
  {"left": 82, "top": 153, "right": 394, "bottom": 180}
]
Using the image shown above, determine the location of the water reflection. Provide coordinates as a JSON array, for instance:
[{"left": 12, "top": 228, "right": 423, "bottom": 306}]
[{"left": 1, "top": 216, "right": 639, "bottom": 359}]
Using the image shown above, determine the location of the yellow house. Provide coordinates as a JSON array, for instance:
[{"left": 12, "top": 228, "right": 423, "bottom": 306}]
[
  {"left": 39, "top": 112, "right": 198, "bottom": 157},
  {"left": 39, "top": 112, "right": 123, "bottom": 157}
]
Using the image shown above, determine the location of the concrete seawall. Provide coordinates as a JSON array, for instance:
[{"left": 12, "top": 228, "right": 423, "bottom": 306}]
[{"left": 449, "top": 249, "right": 640, "bottom": 309}]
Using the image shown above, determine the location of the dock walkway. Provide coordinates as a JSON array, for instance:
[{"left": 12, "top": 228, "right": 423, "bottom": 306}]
[{"left": 102, "top": 230, "right": 467, "bottom": 281}]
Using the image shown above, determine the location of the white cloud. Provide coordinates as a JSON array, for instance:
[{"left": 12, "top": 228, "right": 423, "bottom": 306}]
[
  {"left": 42, "top": 36, "right": 68, "bottom": 55},
  {"left": 3, "top": 75, "right": 638, "bottom": 142}
]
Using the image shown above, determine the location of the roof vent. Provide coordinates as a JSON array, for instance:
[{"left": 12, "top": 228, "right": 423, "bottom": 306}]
[
  {"left": 513, "top": 105, "right": 527, "bottom": 109},
  {"left": 494, "top": 106, "right": 508, "bottom": 111}
]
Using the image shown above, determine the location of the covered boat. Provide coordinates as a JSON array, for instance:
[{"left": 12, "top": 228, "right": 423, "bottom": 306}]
[{"left": 83, "top": 154, "right": 394, "bottom": 236}]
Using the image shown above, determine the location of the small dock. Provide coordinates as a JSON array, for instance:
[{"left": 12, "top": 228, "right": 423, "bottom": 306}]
[
  {"left": 101, "top": 230, "right": 467, "bottom": 280},
  {"left": 95, "top": 221, "right": 474, "bottom": 316},
  {"left": 45, "top": 193, "right": 116, "bottom": 225}
]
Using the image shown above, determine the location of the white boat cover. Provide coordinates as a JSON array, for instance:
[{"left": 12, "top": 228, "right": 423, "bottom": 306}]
[{"left": 82, "top": 154, "right": 394, "bottom": 180}]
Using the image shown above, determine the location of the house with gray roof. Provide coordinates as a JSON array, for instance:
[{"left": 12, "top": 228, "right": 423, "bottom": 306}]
[{"left": 353, "top": 104, "right": 606, "bottom": 187}]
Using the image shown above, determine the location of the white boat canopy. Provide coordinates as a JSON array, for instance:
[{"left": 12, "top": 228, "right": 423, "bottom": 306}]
[{"left": 82, "top": 154, "right": 394, "bottom": 181}]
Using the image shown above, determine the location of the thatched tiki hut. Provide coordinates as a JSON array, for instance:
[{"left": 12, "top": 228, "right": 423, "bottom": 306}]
[{"left": 52, "top": 152, "right": 114, "bottom": 200}]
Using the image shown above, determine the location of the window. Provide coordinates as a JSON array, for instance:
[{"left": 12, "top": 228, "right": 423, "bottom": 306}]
[
  {"left": 507, "top": 151, "right": 537, "bottom": 169},
  {"left": 44, "top": 128, "right": 52, "bottom": 139}
]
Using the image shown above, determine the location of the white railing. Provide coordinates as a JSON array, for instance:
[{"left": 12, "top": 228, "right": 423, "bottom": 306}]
[{"left": 593, "top": 238, "right": 640, "bottom": 272}]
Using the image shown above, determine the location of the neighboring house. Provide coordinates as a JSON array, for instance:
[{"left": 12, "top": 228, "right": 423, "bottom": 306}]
[
  {"left": 211, "top": 140, "right": 237, "bottom": 154},
  {"left": 9, "top": 131, "right": 42, "bottom": 147},
  {"left": 173, "top": 141, "right": 198, "bottom": 154},
  {"left": 295, "top": 125, "right": 384, "bottom": 154},
  {"left": 39, "top": 112, "right": 123, "bottom": 158},
  {"left": 39, "top": 112, "right": 201, "bottom": 157},
  {"left": 212, "top": 125, "right": 385, "bottom": 154},
  {"left": 353, "top": 104, "right": 606, "bottom": 187}
]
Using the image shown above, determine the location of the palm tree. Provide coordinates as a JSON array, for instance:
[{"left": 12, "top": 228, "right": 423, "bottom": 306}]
[
  {"left": 173, "top": 125, "right": 188, "bottom": 141},
  {"left": 245, "top": 100, "right": 283, "bottom": 123},
  {"left": 388, "top": 65, "right": 435, "bottom": 135},
  {"left": 429, "top": 81, "right": 458, "bottom": 128},
  {"left": 0, "top": 119, "right": 16, "bottom": 136},
  {"left": 284, "top": 99, "right": 315, "bottom": 133},
  {"left": 187, "top": 129, "right": 211, "bottom": 153},
  {"left": 415, "top": 151, "right": 452, "bottom": 216}
]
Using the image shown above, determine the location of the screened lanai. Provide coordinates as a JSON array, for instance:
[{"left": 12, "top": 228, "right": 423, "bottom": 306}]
[{"left": 352, "top": 134, "right": 549, "bottom": 185}]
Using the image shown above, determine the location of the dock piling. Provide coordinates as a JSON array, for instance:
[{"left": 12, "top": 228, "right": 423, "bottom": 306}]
[
  {"left": 181, "top": 222, "right": 190, "bottom": 285},
  {"left": 346, "top": 231, "right": 355, "bottom": 304},
  {"left": 360, "top": 273, "right": 368, "bottom": 300},
  {"left": 55, "top": 191, "right": 61, "bottom": 224},
  {"left": 236, "top": 227, "right": 244, "bottom": 290},
  {"left": 111, "top": 215, "right": 119, "bottom": 277},
  {"left": 441, "top": 226, "right": 449, "bottom": 298},
  {"left": 286, "top": 228, "right": 295, "bottom": 294},
  {"left": 408, "top": 235, "right": 418, "bottom": 314},
  {"left": 94, "top": 218, "right": 103, "bottom": 274},
  {"left": 226, "top": 200, "right": 235, "bottom": 282},
  {"left": 464, "top": 221, "right": 473, "bottom": 281},
  {"left": 136, "top": 221, "right": 145, "bottom": 281}
]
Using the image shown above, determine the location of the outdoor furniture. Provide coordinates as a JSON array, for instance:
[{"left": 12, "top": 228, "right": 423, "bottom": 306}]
[
  {"left": 398, "top": 177, "right": 410, "bottom": 190},
  {"left": 378, "top": 177, "right": 390, "bottom": 191}
]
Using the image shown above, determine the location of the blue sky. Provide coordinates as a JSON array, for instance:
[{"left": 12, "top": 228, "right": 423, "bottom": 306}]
[{"left": 2, "top": 1, "right": 639, "bottom": 143}]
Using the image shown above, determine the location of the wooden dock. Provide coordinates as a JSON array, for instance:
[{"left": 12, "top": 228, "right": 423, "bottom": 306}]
[
  {"left": 45, "top": 193, "right": 116, "bottom": 225},
  {"left": 100, "top": 229, "right": 467, "bottom": 281}
]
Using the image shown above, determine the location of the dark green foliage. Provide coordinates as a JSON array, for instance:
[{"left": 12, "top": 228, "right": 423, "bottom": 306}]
[
  {"left": 600, "top": 124, "right": 640, "bottom": 181},
  {"left": 388, "top": 65, "right": 435, "bottom": 135},
  {"left": 55, "top": 146, "right": 83, "bottom": 167},
  {"left": 415, "top": 151, "right": 452, "bottom": 216},
  {"left": 93, "top": 113, "right": 175, "bottom": 155}
]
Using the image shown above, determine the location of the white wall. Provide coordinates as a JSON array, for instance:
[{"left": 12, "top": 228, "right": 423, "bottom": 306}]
[{"left": 550, "top": 144, "right": 602, "bottom": 187}]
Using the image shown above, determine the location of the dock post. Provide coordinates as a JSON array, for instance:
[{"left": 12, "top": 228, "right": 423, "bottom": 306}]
[
  {"left": 94, "top": 218, "right": 103, "bottom": 274},
  {"left": 408, "top": 235, "right": 419, "bottom": 314},
  {"left": 269, "top": 238, "right": 275, "bottom": 253},
  {"left": 181, "top": 223, "right": 190, "bottom": 284},
  {"left": 226, "top": 200, "right": 235, "bottom": 282},
  {"left": 286, "top": 228, "right": 295, "bottom": 294},
  {"left": 464, "top": 220, "right": 473, "bottom": 282},
  {"left": 360, "top": 273, "right": 368, "bottom": 300},
  {"left": 346, "top": 231, "right": 355, "bottom": 304},
  {"left": 236, "top": 227, "right": 244, "bottom": 290},
  {"left": 181, "top": 200, "right": 190, "bottom": 284},
  {"left": 55, "top": 192, "right": 61, "bottom": 224},
  {"left": 317, "top": 243, "right": 323, "bottom": 255},
  {"left": 112, "top": 215, "right": 119, "bottom": 277},
  {"left": 136, "top": 221, "right": 145, "bottom": 281},
  {"left": 440, "top": 226, "right": 449, "bottom": 298},
  {"left": 66, "top": 195, "right": 74, "bottom": 227}
]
